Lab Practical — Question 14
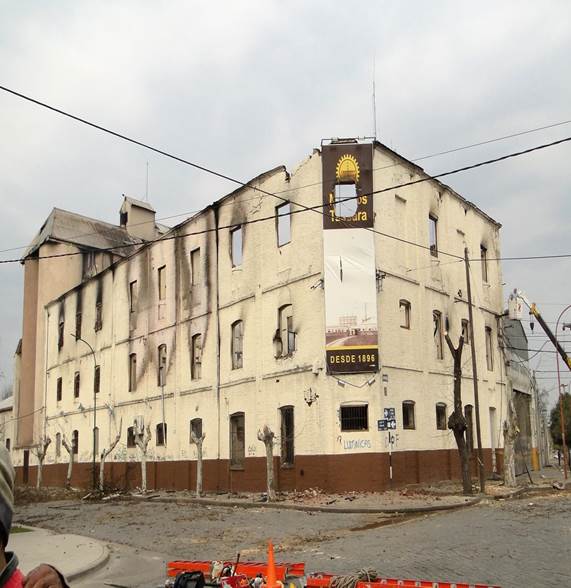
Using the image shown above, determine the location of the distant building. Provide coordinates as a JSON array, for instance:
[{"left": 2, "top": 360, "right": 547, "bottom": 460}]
[
  {"left": 12, "top": 139, "right": 518, "bottom": 492},
  {"left": 0, "top": 396, "right": 14, "bottom": 453}
]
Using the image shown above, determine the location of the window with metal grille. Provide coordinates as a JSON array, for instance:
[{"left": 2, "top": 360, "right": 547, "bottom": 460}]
[
  {"left": 231, "top": 226, "right": 243, "bottom": 267},
  {"left": 436, "top": 403, "right": 447, "bottom": 430},
  {"left": 190, "top": 418, "right": 203, "bottom": 442},
  {"left": 129, "top": 353, "right": 137, "bottom": 391},
  {"left": 127, "top": 427, "right": 136, "bottom": 448},
  {"left": 429, "top": 215, "right": 438, "bottom": 257},
  {"left": 399, "top": 300, "right": 411, "bottom": 329},
  {"left": 280, "top": 406, "right": 294, "bottom": 466},
  {"left": 56, "top": 377, "right": 62, "bottom": 402},
  {"left": 156, "top": 422, "right": 167, "bottom": 446},
  {"left": 340, "top": 405, "right": 368, "bottom": 431},
  {"left": 94, "top": 365, "right": 100, "bottom": 394},
  {"left": 231, "top": 320, "right": 243, "bottom": 369},
  {"left": 230, "top": 412, "right": 245, "bottom": 468},
  {"left": 191, "top": 334, "right": 202, "bottom": 380},
  {"left": 276, "top": 202, "right": 291, "bottom": 247},
  {"left": 157, "top": 344, "right": 167, "bottom": 387},
  {"left": 402, "top": 401, "right": 416, "bottom": 430},
  {"left": 72, "top": 430, "right": 79, "bottom": 455},
  {"left": 74, "top": 372, "right": 80, "bottom": 399},
  {"left": 433, "top": 310, "right": 443, "bottom": 359}
]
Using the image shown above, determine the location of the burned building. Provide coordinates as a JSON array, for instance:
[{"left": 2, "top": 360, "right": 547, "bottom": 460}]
[{"left": 12, "top": 139, "right": 514, "bottom": 492}]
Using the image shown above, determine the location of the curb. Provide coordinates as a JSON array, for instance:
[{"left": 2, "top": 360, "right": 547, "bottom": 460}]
[
  {"left": 119, "top": 494, "right": 482, "bottom": 514},
  {"left": 66, "top": 541, "right": 110, "bottom": 582}
]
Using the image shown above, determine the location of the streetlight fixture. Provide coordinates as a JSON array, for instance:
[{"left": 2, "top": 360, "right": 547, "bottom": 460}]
[
  {"left": 72, "top": 333, "right": 98, "bottom": 489},
  {"left": 555, "top": 309, "right": 571, "bottom": 480}
]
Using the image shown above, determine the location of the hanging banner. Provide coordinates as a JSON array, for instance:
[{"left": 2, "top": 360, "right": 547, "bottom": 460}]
[{"left": 324, "top": 229, "right": 379, "bottom": 373}]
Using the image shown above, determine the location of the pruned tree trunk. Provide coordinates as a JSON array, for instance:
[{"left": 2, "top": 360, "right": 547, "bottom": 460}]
[
  {"left": 99, "top": 419, "right": 123, "bottom": 492},
  {"left": 190, "top": 431, "right": 206, "bottom": 497},
  {"left": 503, "top": 390, "right": 519, "bottom": 487},
  {"left": 257, "top": 425, "right": 276, "bottom": 501},
  {"left": 32, "top": 436, "right": 51, "bottom": 489},
  {"left": 445, "top": 334, "right": 472, "bottom": 495},
  {"left": 135, "top": 424, "right": 151, "bottom": 493},
  {"left": 62, "top": 434, "right": 74, "bottom": 489}
]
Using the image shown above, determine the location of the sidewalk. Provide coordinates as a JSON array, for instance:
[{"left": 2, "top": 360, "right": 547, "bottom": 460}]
[{"left": 8, "top": 526, "right": 109, "bottom": 582}]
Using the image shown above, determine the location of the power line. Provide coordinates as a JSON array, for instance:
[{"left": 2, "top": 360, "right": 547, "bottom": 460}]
[{"left": 1, "top": 84, "right": 571, "bottom": 264}]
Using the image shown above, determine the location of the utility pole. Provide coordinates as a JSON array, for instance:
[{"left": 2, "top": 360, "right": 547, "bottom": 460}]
[{"left": 464, "top": 247, "right": 486, "bottom": 493}]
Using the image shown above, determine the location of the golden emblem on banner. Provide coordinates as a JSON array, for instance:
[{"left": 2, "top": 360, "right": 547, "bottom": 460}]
[{"left": 336, "top": 154, "right": 360, "bottom": 184}]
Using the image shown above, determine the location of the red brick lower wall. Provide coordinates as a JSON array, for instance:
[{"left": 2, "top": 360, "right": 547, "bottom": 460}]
[{"left": 15, "top": 448, "right": 502, "bottom": 493}]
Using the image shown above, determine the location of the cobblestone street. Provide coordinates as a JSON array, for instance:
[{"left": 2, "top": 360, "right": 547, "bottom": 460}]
[{"left": 14, "top": 492, "right": 571, "bottom": 587}]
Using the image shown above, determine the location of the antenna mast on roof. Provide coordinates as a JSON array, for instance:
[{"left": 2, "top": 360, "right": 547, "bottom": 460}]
[{"left": 372, "top": 56, "right": 378, "bottom": 140}]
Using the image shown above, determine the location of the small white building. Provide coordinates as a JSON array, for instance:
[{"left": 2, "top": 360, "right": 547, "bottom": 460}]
[{"left": 12, "top": 139, "right": 520, "bottom": 491}]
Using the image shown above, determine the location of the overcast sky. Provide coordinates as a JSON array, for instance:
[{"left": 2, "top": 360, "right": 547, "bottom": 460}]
[{"left": 1, "top": 1, "right": 570, "bottom": 407}]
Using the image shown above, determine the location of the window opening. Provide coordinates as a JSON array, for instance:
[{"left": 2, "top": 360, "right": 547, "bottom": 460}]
[
  {"left": 74, "top": 371, "right": 80, "bottom": 399},
  {"left": 158, "top": 344, "right": 167, "bottom": 387},
  {"left": 158, "top": 265, "right": 166, "bottom": 300},
  {"left": 94, "top": 365, "right": 100, "bottom": 394},
  {"left": 156, "top": 422, "right": 167, "bottom": 446},
  {"left": 72, "top": 430, "right": 79, "bottom": 455},
  {"left": 485, "top": 326, "right": 494, "bottom": 371},
  {"left": 340, "top": 405, "right": 368, "bottom": 431},
  {"left": 433, "top": 311, "right": 443, "bottom": 359},
  {"left": 481, "top": 245, "right": 488, "bottom": 282},
  {"left": 231, "top": 226, "right": 243, "bottom": 267},
  {"left": 280, "top": 406, "right": 294, "bottom": 466},
  {"left": 276, "top": 202, "right": 291, "bottom": 246},
  {"left": 191, "top": 334, "right": 202, "bottom": 380},
  {"left": 461, "top": 319, "right": 471, "bottom": 344},
  {"left": 129, "top": 353, "right": 137, "bottom": 391},
  {"left": 429, "top": 215, "right": 438, "bottom": 257},
  {"left": 190, "top": 418, "right": 203, "bottom": 442},
  {"left": 230, "top": 412, "right": 245, "bottom": 467},
  {"left": 399, "top": 300, "right": 411, "bottom": 329},
  {"left": 436, "top": 402, "right": 447, "bottom": 430},
  {"left": 129, "top": 280, "right": 138, "bottom": 313},
  {"left": 231, "top": 320, "right": 243, "bottom": 369},
  {"left": 127, "top": 427, "right": 136, "bottom": 448},
  {"left": 403, "top": 401, "right": 416, "bottom": 430},
  {"left": 56, "top": 377, "right": 62, "bottom": 402}
]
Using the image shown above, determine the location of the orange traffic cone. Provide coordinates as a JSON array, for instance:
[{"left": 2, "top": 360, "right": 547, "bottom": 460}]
[{"left": 264, "top": 541, "right": 278, "bottom": 588}]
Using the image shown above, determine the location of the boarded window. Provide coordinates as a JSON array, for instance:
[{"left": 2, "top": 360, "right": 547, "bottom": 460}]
[
  {"left": 231, "top": 320, "right": 243, "bottom": 369},
  {"left": 190, "top": 418, "right": 203, "bottom": 442},
  {"left": 230, "top": 412, "right": 245, "bottom": 467},
  {"left": 276, "top": 202, "right": 291, "bottom": 247},
  {"left": 436, "top": 402, "right": 447, "bottom": 430},
  {"left": 485, "top": 326, "right": 494, "bottom": 371},
  {"left": 403, "top": 401, "right": 416, "bottom": 430},
  {"left": 56, "top": 377, "right": 62, "bottom": 402},
  {"left": 191, "top": 334, "right": 202, "bottom": 380},
  {"left": 433, "top": 311, "right": 443, "bottom": 359},
  {"left": 481, "top": 245, "right": 488, "bottom": 283},
  {"left": 158, "top": 344, "right": 167, "bottom": 387},
  {"left": 95, "top": 301, "right": 103, "bottom": 331},
  {"left": 156, "top": 422, "right": 167, "bottom": 446},
  {"left": 280, "top": 406, "right": 294, "bottom": 466},
  {"left": 231, "top": 226, "right": 243, "bottom": 267},
  {"left": 158, "top": 266, "right": 166, "bottom": 300},
  {"left": 429, "top": 215, "right": 438, "bottom": 257},
  {"left": 58, "top": 318, "right": 64, "bottom": 350},
  {"left": 94, "top": 365, "right": 100, "bottom": 394},
  {"left": 276, "top": 305, "right": 295, "bottom": 356},
  {"left": 340, "top": 405, "right": 368, "bottom": 431},
  {"left": 75, "top": 311, "right": 82, "bottom": 340},
  {"left": 129, "top": 353, "right": 137, "bottom": 392},
  {"left": 72, "top": 430, "right": 79, "bottom": 455},
  {"left": 461, "top": 319, "right": 471, "bottom": 345},
  {"left": 127, "top": 426, "right": 136, "bottom": 448},
  {"left": 74, "top": 372, "right": 80, "bottom": 399},
  {"left": 129, "top": 280, "right": 138, "bottom": 313},
  {"left": 399, "top": 300, "right": 411, "bottom": 329}
]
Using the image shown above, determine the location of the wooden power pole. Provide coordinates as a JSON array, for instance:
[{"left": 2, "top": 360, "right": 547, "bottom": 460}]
[{"left": 464, "top": 247, "right": 486, "bottom": 493}]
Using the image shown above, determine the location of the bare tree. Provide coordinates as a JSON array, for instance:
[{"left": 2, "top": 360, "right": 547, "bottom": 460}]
[
  {"left": 62, "top": 434, "right": 74, "bottom": 489},
  {"left": 99, "top": 418, "right": 123, "bottom": 492},
  {"left": 445, "top": 333, "right": 472, "bottom": 495},
  {"left": 134, "top": 423, "right": 151, "bottom": 493},
  {"left": 190, "top": 429, "right": 206, "bottom": 497},
  {"left": 32, "top": 436, "right": 51, "bottom": 489},
  {"left": 503, "top": 390, "right": 519, "bottom": 487},
  {"left": 257, "top": 425, "right": 276, "bottom": 501}
]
